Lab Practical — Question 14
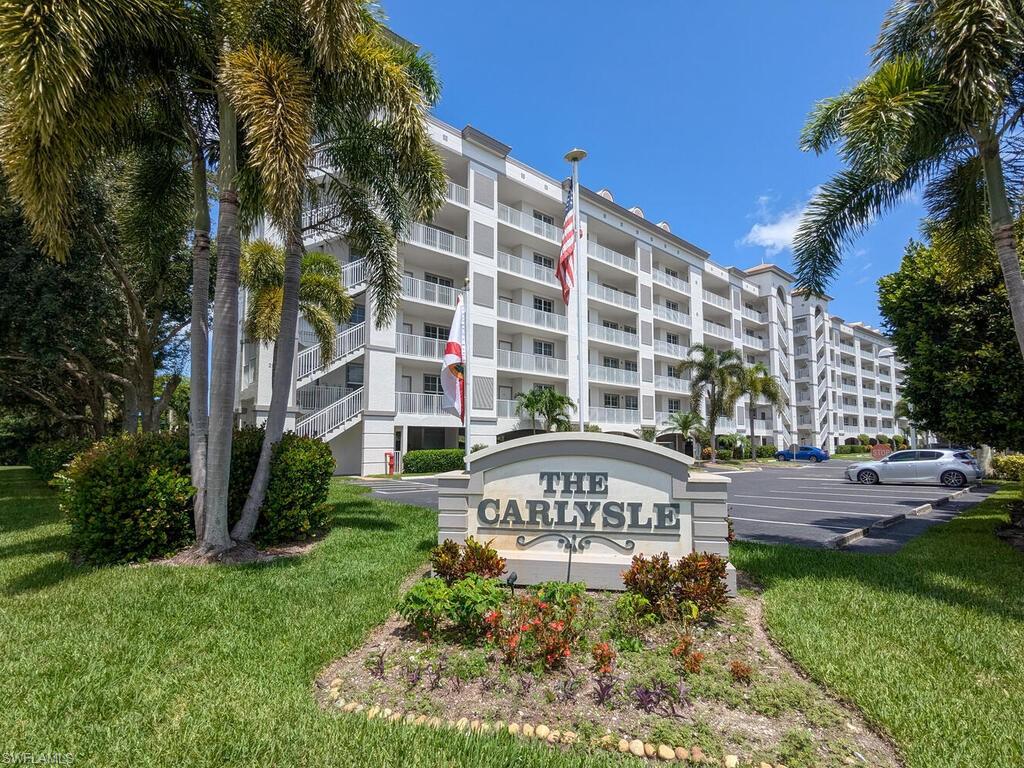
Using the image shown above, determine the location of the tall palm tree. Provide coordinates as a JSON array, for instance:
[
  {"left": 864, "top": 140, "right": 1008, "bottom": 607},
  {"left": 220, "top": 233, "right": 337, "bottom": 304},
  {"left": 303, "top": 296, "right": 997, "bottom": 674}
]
[
  {"left": 536, "top": 389, "right": 577, "bottom": 432},
  {"left": 659, "top": 411, "right": 704, "bottom": 455},
  {"left": 677, "top": 343, "right": 744, "bottom": 463},
  {"left": 515, "top": 389, "right": 546, "bottom": 433},
  {"left": 793, "top": 0, "right": 1024, "bottom": 361},
  {"left": 731, "top": 363, "right": 788, "bottom": 457}
]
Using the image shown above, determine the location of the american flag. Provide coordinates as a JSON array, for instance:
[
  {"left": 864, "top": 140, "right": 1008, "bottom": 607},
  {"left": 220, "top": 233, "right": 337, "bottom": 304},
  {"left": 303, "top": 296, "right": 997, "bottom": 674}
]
[{"left": 556, "top": 185, "right": 576, "bottom": 304}]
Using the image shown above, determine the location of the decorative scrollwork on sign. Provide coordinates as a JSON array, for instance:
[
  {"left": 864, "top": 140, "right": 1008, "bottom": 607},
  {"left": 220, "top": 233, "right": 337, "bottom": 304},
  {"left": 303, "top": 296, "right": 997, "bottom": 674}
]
[{"left": 514, "top": 533, "right": 636, "bottom": 582}]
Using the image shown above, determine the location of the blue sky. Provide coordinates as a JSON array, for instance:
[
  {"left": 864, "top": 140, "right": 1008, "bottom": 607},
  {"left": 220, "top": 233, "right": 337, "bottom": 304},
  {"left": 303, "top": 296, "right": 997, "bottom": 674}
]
[{"left": 384, "top": 0, "right": 926, "bottom": 327}]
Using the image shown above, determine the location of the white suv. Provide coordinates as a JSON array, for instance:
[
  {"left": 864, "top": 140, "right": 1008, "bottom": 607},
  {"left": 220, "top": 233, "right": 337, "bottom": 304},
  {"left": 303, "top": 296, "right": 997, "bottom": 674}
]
[{"left": 845, "top": 449, "right": 981, "bottom": 487}]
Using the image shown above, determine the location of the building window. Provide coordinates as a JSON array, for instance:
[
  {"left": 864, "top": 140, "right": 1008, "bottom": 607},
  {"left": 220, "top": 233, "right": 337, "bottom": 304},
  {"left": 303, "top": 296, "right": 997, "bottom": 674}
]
[
  {"left": 533, "top": 210, "right": 554, "bottom": 226},
  {"left": 423, "top": 374, "right": 442, "bottom": 395},
  {"left": 533, "top": 383, "right": 554, "bottom": 392},
  {"left": 663, "top": 267, "right": 678, "bottom": 278},
  {"left": 602, "top": 320, "right": 619, "bottom": 330},
  {"left": 665, "top": 299, "right": 679, "bottom": 312},
  {"left": 533, "top": 252, "right": 554, "bottom": 270},
  {"left": 667, "top": 366, "right": 681, "bottom": 379},
  {"left": 623, "top": 324, "right": 637, "bottom": 335},
  {"left": 424, "top": 273, "right": 454, "bottom": 288},
  {"left": 603, "top": 393, "right": 620, "bottom": 408},
  {"left": 533, "top": 296, "right": 554, "bottom": 314},
  {"left": 668, "top": 398, "right": 681, "bottom": 413},
  {"left": 602, "top": 356, "right": 619, "bottom": 369},
  {"left": 349, "top": 304, "right": 366, "bottom": 324},
  {"left": 665, "top": 332, "right": 679, "bottom": 346},
  {"left": 624, "top": 360, "right": 638, "bottom": 372},
  {"left": 533, "top": 340, "right": 554, "bottom": 357},
  {"left": 625, "top": 395, "right": 639, "bottom": 410},
  {"left": 346, "top": 363, "right": 363, "bottom": 390},
  {"left": 423, "top": 323, "right": 449, "bottom": 340}
]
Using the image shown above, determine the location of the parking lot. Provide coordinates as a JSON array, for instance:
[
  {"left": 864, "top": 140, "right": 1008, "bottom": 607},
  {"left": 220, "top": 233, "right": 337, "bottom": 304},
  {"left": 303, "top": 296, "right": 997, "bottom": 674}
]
[{"left": 349, "top": 460, "right": 989, "bottom": 551}]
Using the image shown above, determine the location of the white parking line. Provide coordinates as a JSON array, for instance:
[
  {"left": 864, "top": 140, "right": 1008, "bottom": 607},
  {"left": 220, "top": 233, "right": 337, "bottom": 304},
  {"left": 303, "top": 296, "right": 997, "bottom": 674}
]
[
  {"left": 728, "top": 502, "right": 891, "bottom": 518},
  {"left": 732, "top": 494, "right": 905, "bottom": 508},
  {"left": 730, "top": 515, "right": 854, "bottom": 530},
  {"left": 374, "top": 489, "right": 436, "bottom": 495},
  {"left": 785, "top": 488, "right": 939, "bottom": 499}
]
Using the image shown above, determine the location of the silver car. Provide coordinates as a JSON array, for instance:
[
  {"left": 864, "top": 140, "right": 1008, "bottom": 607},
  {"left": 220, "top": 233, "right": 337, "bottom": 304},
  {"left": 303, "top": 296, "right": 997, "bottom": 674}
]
[{"left": 845, "top": 449, "right": 981, "bottom": 488}]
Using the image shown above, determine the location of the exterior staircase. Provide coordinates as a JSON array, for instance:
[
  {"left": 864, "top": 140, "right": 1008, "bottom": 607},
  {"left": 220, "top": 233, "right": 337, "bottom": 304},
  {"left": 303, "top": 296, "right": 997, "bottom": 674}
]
[
  {"left": 295, "top": 387, "right": 364, "bottom": 441},
  {"left": 296, "top": 321, "right": 366, "bottom": 387}
]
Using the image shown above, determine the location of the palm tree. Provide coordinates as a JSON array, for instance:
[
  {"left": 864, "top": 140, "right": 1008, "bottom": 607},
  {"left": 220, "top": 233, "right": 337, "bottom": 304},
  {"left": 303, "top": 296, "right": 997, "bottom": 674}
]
[
  {"left": 731, "top": 363, "right": 788, "bottom": 458},
  {"left": 793, "top": 0, "right": 1024, "bottom": 361},
  {"left": 536, "top": 389, "right": 577, "bottom": 432},
  {"left": 659, "top": 411, "right": 704, "bottom": 455},
  {"left": 677, "top": 343, "right": 744, "bottom": 463},
  {"left": 514, "top": 389, "right": 546, "bottom": 433}
]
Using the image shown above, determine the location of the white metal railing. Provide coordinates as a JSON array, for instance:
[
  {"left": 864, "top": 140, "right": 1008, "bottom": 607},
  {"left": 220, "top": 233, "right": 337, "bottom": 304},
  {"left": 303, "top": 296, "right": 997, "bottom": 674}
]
[
  {"left": 878, "top": 369, "right": 892, "bottom": 380},
  {"left": 794, "top": 345, "right": 809, "bottom": 357},
  {"left": 703, "top": 319, "right": 732, "bottom": 339},
  {"left": 497, "top": 203, "right": 560, "bottom": 243},
  {"left": 654, "top": 375, "right": 689, "bottom": 393},
  {"left": 743, "top": 334, "right": 767, "bottom": 350},
  {"left": 653, "top": 305, "right": 692, "bottom": 328},
  {"left": 654, "top": 338, "right": 688, "bottom": 358},
  {"left": 301, "top": 203, "right": 342, "bottom": 231},
  {"left": 702, "top": 289, "right": 730, "bottom": 310},
  {"left": 446, "top": 180, "right": 469, "bottom": 207},
  {"left": 297, "top": 384, "right": 347, "bottom": 412},
  {"left": 498, "top": 348, "right": 568, "bottom": 377},
  {"left": 296, "top": 322, "right": 366, "bottom": 379},
  {"left": 401, "top": 275, "right": 461, "bottom": 308},
  {"left": 497, "top": 250, "right": 558, "bottom": 285},
  {"left": 341, "top": 258, "right": 366, "bottom": 289},
  {"left": 589, "top": 364, "right": 639, "bottom": 386},
  {"left": 588, "top": 322, "right": 638, "bottom": 347},
  {"left": 751, "top": 419, "right": 771, "bottom": 433},
  {"left": 242, "top": 363, "right": 255, "bottom": 388},
  {"left": 840, "top": 342, "right": 856, "bottom": 353},
  {"left": 397, "top": 391, "right": 457, "bottom": 417},
  {"left": 403, "top": 222, "right": 468, "bottom": 258},
  {"left": 588, "top": 282, "right": 639, "bottom": 310},
  {"left": 396, "top": 333, "right": 445, "bottom": 360},
  {"left": 497, "top": 300, "right": 568, "bottom": 331},
  {"left": 862, "top": 407, "right": 879, "bottom": 416},
  {"left": 588, "top": 407, "right": 640, "bottom": 425},
  {"left": 496, "top": 399, "right": 545, "bottom": 425},
  {"left": 652, "top": 269, "right": 690, "bottom": 294},
  {"left": 295, "top": 387, "right": 363, "bottom": 438},
  {"left": 860, "top": 367, "right": 877, "bottom": 378},
  {"left": 588, "top": 241, "right": 637, "bottom": 273},
  {"left": 840, "top": 363, "right": 857, "bottom": 374},
  {"left": 842, "top": 384, "right": 858, "bottom": 394},
  {"left": 715, "top": 417, "right": 735, "bottom": 431},
  {"left": 742, "top": 306, "right": 767, "bottom": 323}
]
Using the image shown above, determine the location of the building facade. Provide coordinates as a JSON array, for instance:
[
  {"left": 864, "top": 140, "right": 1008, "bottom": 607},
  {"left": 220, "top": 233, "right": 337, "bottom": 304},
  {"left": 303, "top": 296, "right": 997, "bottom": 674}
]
[{"left": 237, "top": 115, "right": 907, "bottom": 475}]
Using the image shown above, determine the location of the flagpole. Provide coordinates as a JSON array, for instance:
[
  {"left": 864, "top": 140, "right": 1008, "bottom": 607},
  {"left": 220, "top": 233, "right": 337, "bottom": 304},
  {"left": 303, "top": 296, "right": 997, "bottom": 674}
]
[
  {"left": 565, "top": 148, "right": 587, "bottom": 432},
  {"left": 462, "top": 276, "right": 472, "bottom": 468}
]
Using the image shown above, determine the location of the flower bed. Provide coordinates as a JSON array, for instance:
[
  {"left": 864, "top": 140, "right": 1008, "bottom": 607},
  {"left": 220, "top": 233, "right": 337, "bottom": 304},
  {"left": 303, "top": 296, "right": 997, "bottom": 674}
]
[{"left": 317, "top": 540, "right": 897, "bottom": 767}]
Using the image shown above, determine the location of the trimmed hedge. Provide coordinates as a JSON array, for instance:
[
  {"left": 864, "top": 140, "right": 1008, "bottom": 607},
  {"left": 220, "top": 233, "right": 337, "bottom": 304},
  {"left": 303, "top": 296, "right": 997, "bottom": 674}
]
[
  {"left": 756, "top": 444, "right": 776, "bottom": 459},
  {"left": 835, "top": 444, "right": 872, "bottom": 455},
  {"left": 992, "top": 454, "right": 1024, "bottom": 481},
  {"left": 59, "top": 427, "right": 335, "bottom": 565},
  {"left": 403, "top": 448, "right": 464, "bottom": 474},
  {"left": 27, "top": 437, "right": 94, "bottom": 480}
]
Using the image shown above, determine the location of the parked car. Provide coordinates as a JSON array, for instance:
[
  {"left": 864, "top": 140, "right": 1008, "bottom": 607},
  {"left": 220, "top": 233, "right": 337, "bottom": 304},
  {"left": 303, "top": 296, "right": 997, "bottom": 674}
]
[
  {"left": 775, "top": 445, "right": 830, "bottom": 463},
  {"left": 845, "top": 449, "right": 980, "bottom": 487}
]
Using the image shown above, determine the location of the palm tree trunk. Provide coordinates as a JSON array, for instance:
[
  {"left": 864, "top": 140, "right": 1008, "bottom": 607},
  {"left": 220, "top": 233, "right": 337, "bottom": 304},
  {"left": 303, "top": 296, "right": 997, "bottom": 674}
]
[
  {"left": 749, "top": 393, "right": 756, "bottom": 460},
  {"left": 980, "top": 136, "right": 1024, "bottom": 361},
  {"left": 707, "top": 386, "right": 717, "bottom": 464},
  {"left": 232, "top": 222, "right": 302, "bottom": 542},
  {"left": 202, "top": 92, "right": 240, "bottom": 553},
  {"left": 189, "top": 147, "right": 211, "bottom": 539}
]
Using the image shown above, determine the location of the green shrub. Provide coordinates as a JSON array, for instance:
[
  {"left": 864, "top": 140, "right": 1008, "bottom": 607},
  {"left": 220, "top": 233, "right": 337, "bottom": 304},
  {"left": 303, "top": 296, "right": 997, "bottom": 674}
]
[
  {"left": 403, "top": 448, "right": 464, "bottom": 473},
  {"left": 611, "top": 593, "right": 657, "bottom": 651},
  {"left": 59, "top": 432, "right": 193, "bottom": 565},
  {"left": 27, "top": 437, "right": 94, "bottom": 480},
  {"left": 531, "top": 580, "right": 586, "bottom": 609},
  {"left": 857, "top": 433, "right": 871, "bottom": 446},
  {"left": 992, "top": 454, "right": 1024, "bottom": 481},
  {"left": 447, "top": 574, "right": 505, "bottom": 638},
  {"left": 756, "top": 444, "right": 776, "bottom": 458},
  {"left": 875, "top": 433, "right": 890, "bottom": 445},
  {"left": 398, "top": 578, "right": 451, "bottom": 637}
]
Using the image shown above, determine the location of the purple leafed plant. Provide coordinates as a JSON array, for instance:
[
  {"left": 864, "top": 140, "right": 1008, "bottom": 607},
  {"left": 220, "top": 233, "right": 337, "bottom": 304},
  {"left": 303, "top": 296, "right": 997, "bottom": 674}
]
[{"left": 593, "top": 674, "right": 617, "bottom": 705}]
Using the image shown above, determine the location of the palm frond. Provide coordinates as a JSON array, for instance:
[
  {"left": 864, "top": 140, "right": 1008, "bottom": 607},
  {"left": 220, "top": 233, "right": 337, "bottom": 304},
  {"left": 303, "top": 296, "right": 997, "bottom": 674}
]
[
  {"left": 241, "top": 239, "right": 285, "bottom": 292},
  {"left": 298, "top": 303, "right": 336, "bottom": 366}
]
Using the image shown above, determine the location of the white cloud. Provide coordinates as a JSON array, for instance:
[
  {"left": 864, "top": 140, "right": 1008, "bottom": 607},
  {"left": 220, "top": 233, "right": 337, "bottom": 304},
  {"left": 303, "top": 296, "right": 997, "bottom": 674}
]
[{"left": 739, "top": 194, "right": 813, "bottom": 258}]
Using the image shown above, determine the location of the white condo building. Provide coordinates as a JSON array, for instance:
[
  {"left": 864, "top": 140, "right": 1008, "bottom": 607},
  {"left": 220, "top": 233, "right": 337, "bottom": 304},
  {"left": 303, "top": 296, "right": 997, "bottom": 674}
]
[{"left": 237, "top": 116, "right": 908, "bottom": 475}]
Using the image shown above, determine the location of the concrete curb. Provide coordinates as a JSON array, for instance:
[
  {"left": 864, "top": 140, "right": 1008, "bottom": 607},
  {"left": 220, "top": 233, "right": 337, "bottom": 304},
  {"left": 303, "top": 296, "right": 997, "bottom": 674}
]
[{"left": 825, "top": 484, "right": 977, "bottom": 550}]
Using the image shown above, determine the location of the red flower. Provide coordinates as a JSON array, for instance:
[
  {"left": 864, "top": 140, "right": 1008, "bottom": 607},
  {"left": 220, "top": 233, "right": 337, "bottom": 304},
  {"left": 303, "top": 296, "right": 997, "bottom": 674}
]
[{"left": 548, "top": 620, "right": 565, "bottom": 632}]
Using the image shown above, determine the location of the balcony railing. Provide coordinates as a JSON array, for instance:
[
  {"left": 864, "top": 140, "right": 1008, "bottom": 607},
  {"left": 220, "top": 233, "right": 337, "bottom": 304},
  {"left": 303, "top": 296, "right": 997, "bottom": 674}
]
[
  {"left": 654, "top": 375, "right": 689, "bottom": 393},
  {"left": 295, "top": 387, "right": 363, "bottom": 439},
  {"left": 653, "top": 304, "right": 692, "bottom": 328},
  {"left": 653, "top": 338, "right": 688, "bottom": 358},
  {"left": 497, "top": 300, "right": 567, "bottom": 331},
  {"left": 715, "top": 417, "right": 735, "bottom": 431},
  {"left": 588, "top": 364, "right": 639, "bottom": 386},
  {"left": 588, "top": 406, "right": 640, "bottom": 425},
  {"left": 296, "top": 322, "right": 365, "bottom": 379},
  {"left": 702, "top": 289, "right": 730, "bottom": 310},
  {"left": 588, "top": 282, "right": 638, "bottom": 310},
  {"left": 297, "top": 384, "right": 348, "bottom": 412},
  {"left": 587, "top": 322, "right": 638, "bottom": 347},
  {"left": 652, "top": 269, "right": 690, "bottom": 294},
  {"left": 401, "top": 275, "right": 461, "bottom": 308},
  {"left": 703, "top": 319, "right": 732, "bottom": 340},
  {"left": 840, "top": 363, "right": 857, "bottom": 375},
  {"left": 587, "top": 241, "right": 637, "bottom": 273},
  {"left": 497, "top": 203, "right": 560, "bottom": 243},
  {"left": 341, "top": 258, "right": 366, "bottom": 290},
  {"left": 396, "top": 333, "right": 445, "bottom": 360},
  {"left": 403, "top": 222, "right": 468, "bottom": 258},
  {"left": 445, "top": 180, "right": 469, "bottom": 207},
  {"left": 396, "top": 391, "right": 457, "bottom": 417},
  {"left": 497, "top": 250, "right": 558, "bottom": 285},
  {"left": 498, "top": 349, "right": 568, "bottom": 377},
  {"left": 743, "top": 334, "right": 767, "bottom": 350},
  {"left": 742, "top": 306, "right": 767, "bottom": 323}
]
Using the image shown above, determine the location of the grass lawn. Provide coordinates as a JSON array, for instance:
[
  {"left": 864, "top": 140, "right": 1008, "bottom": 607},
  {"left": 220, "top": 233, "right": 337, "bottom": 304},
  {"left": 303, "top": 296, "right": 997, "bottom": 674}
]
[
  {"left": 1, "top": 467, "right": 1022, "bottom": 767},
  {"left": 733, "top": 483, "right": 1024, "bottom": 768}
]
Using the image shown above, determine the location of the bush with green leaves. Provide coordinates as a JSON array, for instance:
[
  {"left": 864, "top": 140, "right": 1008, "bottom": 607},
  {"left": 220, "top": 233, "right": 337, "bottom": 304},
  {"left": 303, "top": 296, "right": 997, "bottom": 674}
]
[
  {"left": 58, "top": 432, "right": 194, "bottom": 565},
  {"left": 875, "top": 434, "right": 890, "bottom": 445},
  {"left": 402, "top": 448, "right": 464, "bottom": 474},
  {"left": 611, "top": 592, "right": 658, "bottom": 652},
  {"left": 857, "top": 433, "right": 871, "bottom": 446},
  {"left": 530, "top": 580, "right": 586, "bottom": 609},
  {"left": 27, "top": 437, "right": 94, "bottom": 480},
  {"left": 397, "top": 578, "right": 451, "bottom": 637},
  {"left": 447, "top": 574, "right": 505, "bottom": 638},
  {"left": 756, "top": 444, "right": 776, "bottom": 459},
  {"left": 992, "top": 454, "right": 1024, "bottom": 482}
]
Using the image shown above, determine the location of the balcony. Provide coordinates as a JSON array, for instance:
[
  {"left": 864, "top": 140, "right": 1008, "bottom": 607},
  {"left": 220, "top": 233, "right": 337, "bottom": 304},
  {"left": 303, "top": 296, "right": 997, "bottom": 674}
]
[
  {"left": 652, "top": 269, "right": 690, "bottom": 295},
  {"left": 588, "top": 282, "right": 638, "bottom": 311},
  {"left": 702, "top": 289, "right": 730, "bottom": 310},
  {"left": 840, "top": 341, "right": 856, "bottom": 354},
  {"left": 840, "top": 363, "right": 857, "bottom": 375},
  {"left": 497, "top": 203, "right": 560, "bottom": 244},
  {"left": 498, "top": 348, "right": 568, "bottom": 377},
  {"left": 396, "top": 391, "right": 458, "bottom": 417},
  {"left": 497, "top": 250, "right": 558, "bottom": 286},
  {"left": 653, "top": 304, "right": 692, "bottom": 328},
  {"left": 403, "top": 222, "right": 468, "bottom": 258},
  {"left": 703, "top": 319, "right": 732, "bottom": 340},
  {"left": 654, "top": 375, "right": 689, "bottom": 393},
  {"left": 396, "top": 333, "right": 445, "bottom": 361},
  {"left": 401, "top": 275, "right": 461, "bottom": 308},
  {"left": 340, "top": 258, "right": 366, "bottom": 290},
  {"left": 445, "top": 180, "right": 469, "bottom": 207},
  {"left": 497, "top": 299, "right": 567, "bottom": 332},
  {"left": 653, "top": 338, "right": 688, "bottom": 358},
  {"left": 841, "top": 384, "right": 858, "bottom": 394},
  {"left": 588, "top": 407, "right": 640, "bottom": 425},
  {"left": 588, "top": 322, "right": 638, "bottom": 348},
  {"left": 742, "top": 333, "right": 767, "bottom": 350},
  {"left": 297, "top": 384, "right": 348, "bottom": 412},
  {"left": 742, "top": 306, "right": 767, "bottom": 323},
  {"left": 795, "top": 345, "right": 809, "bottom": 357},
  {"left": 588, "top": 241, "right": 637, "bottom": 273},
  {"left": 714, "top": 417, "right": 735, "bottom": 432},
  {"left": 589, "top": 364, "right": 639, "bottom": 387}
]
